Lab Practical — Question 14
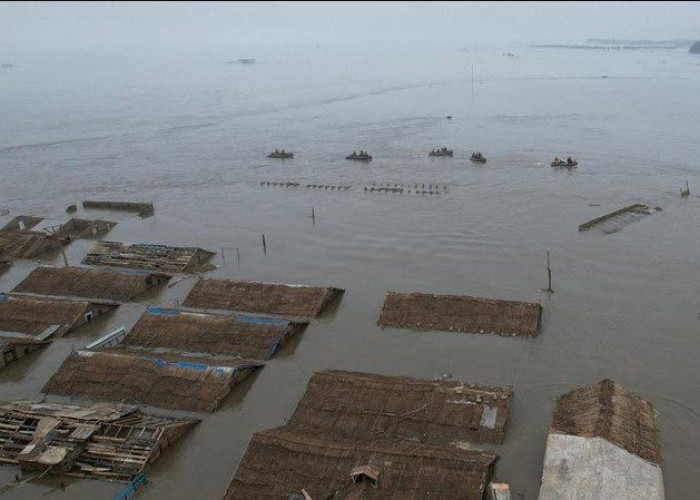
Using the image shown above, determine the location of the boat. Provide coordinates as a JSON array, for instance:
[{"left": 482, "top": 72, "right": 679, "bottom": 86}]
[
  {"left": 429, "top": 147, "right": 453, "bottom": 157},
  {"left": 346, "top": 151, "right": 372, "bottom": 161},
  {"left": 470, "top": 152, "right": 487, "bottom": 163},
  {"left": 551, "top": 158, "right": 578, "bottom": 167},
  {"left": 268, "top": 149, "right": 294, "bottom": 159}
]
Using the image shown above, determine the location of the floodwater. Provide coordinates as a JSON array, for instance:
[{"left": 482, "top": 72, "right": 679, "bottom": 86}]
[{"left": 1, "top": 42, "right": 699, "bottom": 499}]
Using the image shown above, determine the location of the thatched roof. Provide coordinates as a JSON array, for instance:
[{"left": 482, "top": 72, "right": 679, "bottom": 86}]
[
  {"left": 0, "top": 231, "right": 62, "bottom": 258},
  {"left": 224, "top": 425, "right": 497, "bottom": 500},
  {"left": 82, "top": 241, "right": 215, "bottom": 273},
  {"left": 378, "top": 291, "right": 541, "bottom": 337},
  {"left": 0, "top": 400, "right": 198, "bottom": 482},
  {"left": 0, "top": 215, "right": 43, "bottom": 232},
  {"left": 82, "top": 200, "right": 154, "bottom": 218},
  {"left": 123, "top": 307, "right": 307, "bottom": 359},
  {"left": 43, "top": 349, "right": 264, "bottom": 412},
  {"left": 549, "top": 379, "right": 661, "bottom": 465},
  {"left": 55, "top": 218, "right": 117, "bottom": 239},
  {"left": 183, "top": 278, "right": 344, "bottom": 318},
  {"left": 0, "top": 261, "right": 10, "bottom": 276},
  {"left": 0, "top": 293, "right": 116, "bottom": 337},
  {"left": 290, "top": 370, "right": 512, "bottom": 445},
  {"left": 13, "top": 265, "right": 171, "bottom": 301}
]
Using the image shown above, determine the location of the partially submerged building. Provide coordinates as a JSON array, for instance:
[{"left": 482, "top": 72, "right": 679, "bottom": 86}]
[
  {"left": 537, "top": 379, "right": 664, "bottom": 500},
  {"left": 0, "top": 215, "right": 44, "bottom": 232},
  {"left": 123, "top": 307, "right": 307, "bottom": 359},
  {"left": 378, "top": 291, "right": 542, "bottom": 337},
  {"left": 43, "top": 348, "right": 264, "bottom": 412},
  {"left": 55, "top": 218, "right": 117, "bottom": 239},
  {"left": 82, "top": 200, "right": 154, "bottom": 218},
  {"left": 13, "top": 265, "right": 171, "bottom": 302},
  {"left": 0, "top": 293, "right": 118, "bottom": 339},
  {"left": 0, "top": 337, "right": 49, "bottom": 369},
  {"left": 0, "top": 400, "right": 198, "bottom": 482},
  {"left": 225, "top": 370, "right": 511, "bottom": 499},
  {"left": 290, "top": 370, "right": 512, "bottom": 445},
  {"left": 0, "top": 231, "right": 62, "bottom": 259},
  {"left": 82, "top": 241, "right": 216, "bottom": 273},
  {"left": 225, "top": 425, "right": 498, "bottom": 500},
  {"left": 183, "top": 278, "right": 344, "bottom": 318},
  {"left": 578, "top": 204, "right": 661, "bottom": 234}
]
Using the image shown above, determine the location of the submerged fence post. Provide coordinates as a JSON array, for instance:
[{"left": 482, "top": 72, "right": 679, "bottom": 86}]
[
  {"left": 236, "top": 248, "right": 240, "bottom": 265},
  {"left": 262, "top": 234, "right": 267, "bottom": 255},
  {"left": 545, "top": 248, "right": 553, "bottom": 293}
]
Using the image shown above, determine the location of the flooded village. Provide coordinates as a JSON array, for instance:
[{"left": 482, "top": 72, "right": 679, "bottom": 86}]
[{"left": 2, "top": 2, "right": 700, "bottom": 500}]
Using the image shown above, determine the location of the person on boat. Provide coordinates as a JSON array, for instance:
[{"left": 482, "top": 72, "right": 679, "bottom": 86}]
[
  {"left": 554, "top": 157, "right": 561, "bottom": 165},
  {"left": 567, "top": 156, "right": 573, "bottom": 165},
  {"left": 352, "top": 151, "right": 357, "bottom": 157},
  {"left": 274, "top": 148, "right": 279, "bottom": 155}
]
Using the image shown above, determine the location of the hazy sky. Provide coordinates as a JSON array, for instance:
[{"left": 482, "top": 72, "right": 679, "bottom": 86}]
[{"left": 1, "top": 1, "right": 699, "bottom": 51}]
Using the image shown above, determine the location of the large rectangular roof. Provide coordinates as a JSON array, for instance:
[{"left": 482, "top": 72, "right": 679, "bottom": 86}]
[{"left": 13, "top": 265, "right": 170, "bottom": 301}]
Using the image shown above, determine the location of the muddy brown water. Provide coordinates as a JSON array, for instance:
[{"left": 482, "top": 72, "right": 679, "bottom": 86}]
[{"left": 1, "top": 44, "right": 699, "bottom": 498}]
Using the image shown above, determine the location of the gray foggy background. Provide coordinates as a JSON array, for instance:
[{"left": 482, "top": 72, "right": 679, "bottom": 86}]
[{"left": 2, "top": 1, "right": 700, "bottom": 51}]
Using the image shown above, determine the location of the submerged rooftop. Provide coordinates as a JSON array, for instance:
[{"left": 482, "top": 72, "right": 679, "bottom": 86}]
[
  {"left": 183, "top": 278, "right": 344, "bottom": 318},
  {"left": 378, "top": 291, "right": 542, "bottom": 337},
  {"left": 290, "top": 370, "right": 513, "bottom": 445},
  {"left": 0, "top": 231, "right": 62, "bottom": 259},
  {"left": 225, "top": 425, "right": 497, "bottom": 500},
  {"left": 123, "top": 307, "right": 307, "bottom": 359},
  {"left": 43, "top": 348, "right": 264, "bottom": 412},
  {"left": 0, "top": 293, "right": 117, "bottom": 339},
  {"left": 226, "top": 370, "right": 509, "bottom": 499},
  {"left": 82, "top": 241, "right": 216, "bottom": 273},
  {"left": 13, "top": 265, "right": 171, "bottom": 302}
]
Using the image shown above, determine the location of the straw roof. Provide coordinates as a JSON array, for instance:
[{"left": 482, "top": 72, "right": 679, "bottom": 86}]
[
  {"left": 0, "top": 215, "right": 44, "bottom": 232},
  {"left": 549, "top": 379, "right": 661, "bottom": 465},
  {"left": 0, "top": 293, "right": 115, "bottom": 337},
  {"left": 183, "top": 278, "right": 345, "bottom": 318},
  {"left": 43, "top": 349, "right": 264, "bottom": 412},
  {"left": 123, "top": 307, "right": 307, "bottom": 359},
  {"left": 13, "top": 265, "right": 171, "bottom": 301},
  {"left": 0, "top": 231, "right": 62, "bottom": 258},
  {"left": 55, "top": 218, "right": 116, "bottom": 239},
  {"left": 378, "top": 291, "right": 542, "bottom": 337},
  {"left": 82, "top": 241, "right": 215, "bottom": 273},
  {"left": 224, "top": 425, "right": 497, "bottom": 500},
  {"left": 0, "top": 400, "right": 198, "bottom": 482},
  {"left": 290, "top": 370, "right": 512, "bottom": 445}
]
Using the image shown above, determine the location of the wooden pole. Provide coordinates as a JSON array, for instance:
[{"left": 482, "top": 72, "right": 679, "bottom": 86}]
[
  {"left": 471, "top": 65, "right": 474, "bottom": 97},
  {"left": 236, "top": 248, "right": 240, "bottom": 265},
  {"left": 262, "top": 234, "right": 267, "bottom": 254},
  {"left": 546, "top": 248, "right": 553, "bottom": 293}
]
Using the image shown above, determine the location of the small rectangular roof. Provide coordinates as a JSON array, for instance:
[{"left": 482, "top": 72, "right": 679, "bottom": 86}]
[
  {"left": 0, "top": 293, "right": 117, "bottom": 338},
  {"left": 0, "top": 231, "right": 62, "bottom": 259},
  {"left": 82, "top": 241, "right": 215, "bottom": 273},
  {"left": 183, "top": 278, "right": 344, "bottom": 318},
  {"left": 377, "top": 291, "right": 542, "bottom": 337}
]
